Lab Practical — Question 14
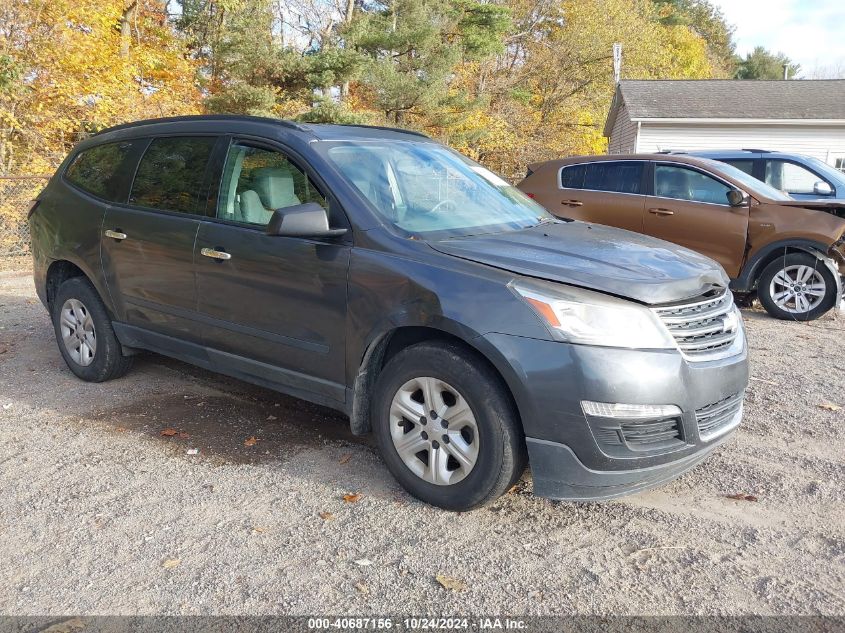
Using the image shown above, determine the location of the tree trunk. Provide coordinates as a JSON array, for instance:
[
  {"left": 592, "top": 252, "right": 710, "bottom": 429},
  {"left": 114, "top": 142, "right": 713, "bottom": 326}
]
[
  {"left": 120, "top": 0, "right": 138, "bottom": 58},
  {"left": 340, "top": 0, "right": 356, "bottom": 100}
]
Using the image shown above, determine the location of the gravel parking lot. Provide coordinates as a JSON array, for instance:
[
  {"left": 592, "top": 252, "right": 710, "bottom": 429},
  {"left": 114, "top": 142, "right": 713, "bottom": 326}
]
[{"left": 0, "top": 270, "right": 843, "bottom": 616}]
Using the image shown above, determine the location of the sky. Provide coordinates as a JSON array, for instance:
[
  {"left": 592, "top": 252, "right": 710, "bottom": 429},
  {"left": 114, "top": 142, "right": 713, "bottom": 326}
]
[{"left": 710, "top": 0, "right": 845, "bottom": 77}]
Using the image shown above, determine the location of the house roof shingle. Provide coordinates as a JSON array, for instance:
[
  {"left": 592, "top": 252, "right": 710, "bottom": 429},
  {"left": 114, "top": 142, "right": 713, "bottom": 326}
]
[{"left": 604, "top": 79, "right": 845, "bottom": 136}]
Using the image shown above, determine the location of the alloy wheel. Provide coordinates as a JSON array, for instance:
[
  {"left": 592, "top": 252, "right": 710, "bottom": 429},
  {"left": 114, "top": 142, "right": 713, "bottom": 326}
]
[
  {"left": 389, "top": 376, "right": 480, "bottom": 486},
  {"left": 769, "top": 264, "right": 827, "bottom": 314},
  {"left": 60, "top": 298, "right": 97, "bottom": 366}
]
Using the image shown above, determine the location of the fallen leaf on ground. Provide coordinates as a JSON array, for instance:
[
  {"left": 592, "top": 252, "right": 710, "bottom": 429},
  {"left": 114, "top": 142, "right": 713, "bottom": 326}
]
[
  {"left": 338, "top": 453, "right": 352, "bottom": 464},
  {"left": 436, "top": 574, "right": 467, "bottom": 591},
  {"left": 162, "top": 558, "right": 181, "bottom": 569},
  {"left": 267, "top": 415, "right": 277, "bottom": 420},
  {"left": 115, "top": 427, "right": 127, "bottom": 432},
  {"left": 178, "top": 432, "right": 190, "bottom": 439},
  {"left": 355, "top": 582, "right": 369, "bottom": 594},
  {"left": 818, "top": 402, "right": 842, "bottom": 412},
  {"left": 244, "top": 436, "right": 259, "bottom": 447},
  {"left": 318, "top": 511, "right": 335, "bottom": 521},
  {"left": 353, "top": 558, "right": 372, "bottom": 566},
  {"left": 41, "top": 617, "right": 85, "bottom": 633},
  {"left": 252, "top": 526, "right": 267, "bottom": 533},
  {"left": 726, "top": 493, "right": 759, "bottom": 502},
  {"left": 159, "top": 428, "right": 178, "bottom": 437},
  {"left": 343, "top": 493, "right": 362, "bottom": 503}
]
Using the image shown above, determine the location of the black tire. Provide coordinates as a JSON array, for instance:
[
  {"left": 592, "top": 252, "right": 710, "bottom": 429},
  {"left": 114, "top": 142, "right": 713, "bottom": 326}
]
[
  {"left": 51, "top": 276, "right": 133, "bottom": 382},
  {"left": 372, "top": 341, "right": 526, "bottom": 511},
  {"left": 757, "top": 252, "right": 838, "bottom": 321}
]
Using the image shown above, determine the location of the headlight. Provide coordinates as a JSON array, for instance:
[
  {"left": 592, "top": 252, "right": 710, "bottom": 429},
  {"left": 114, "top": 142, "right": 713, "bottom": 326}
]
[{"left": 510, "top": 280, "right": 676, "bottom": 349}]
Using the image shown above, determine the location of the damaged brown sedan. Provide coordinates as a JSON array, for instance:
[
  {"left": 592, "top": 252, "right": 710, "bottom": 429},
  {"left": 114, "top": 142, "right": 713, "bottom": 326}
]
[{"left": 519, "top": 154, "right": 845, "bottom": 320}]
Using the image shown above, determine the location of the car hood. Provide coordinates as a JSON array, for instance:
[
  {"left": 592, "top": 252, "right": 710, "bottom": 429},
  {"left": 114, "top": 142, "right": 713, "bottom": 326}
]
[{"left": 429, "top": 221, "right": 729, "bottom": 304}]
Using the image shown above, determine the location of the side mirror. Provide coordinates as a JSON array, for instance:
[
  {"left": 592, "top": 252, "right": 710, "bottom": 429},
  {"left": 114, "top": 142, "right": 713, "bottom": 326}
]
[
  {"left": 726, "top": 189, "right": 749, "bottom": 207},
  {"left": 813, "top": 181, "right": 833, "bottom": 196},
  {"left": 266, "top": 202, "right": 347, "bottom": 238}
]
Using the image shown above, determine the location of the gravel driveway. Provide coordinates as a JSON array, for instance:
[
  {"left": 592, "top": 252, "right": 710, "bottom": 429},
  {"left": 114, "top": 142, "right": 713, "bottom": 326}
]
[{"left": 0, "top": 270, "right": 843, "bottom": 616}]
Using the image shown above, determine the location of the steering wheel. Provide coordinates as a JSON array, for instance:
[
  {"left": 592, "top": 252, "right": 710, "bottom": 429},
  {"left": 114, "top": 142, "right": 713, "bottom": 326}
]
[{"left": 427, "top": 199, "right": 458, "bottom": 215}]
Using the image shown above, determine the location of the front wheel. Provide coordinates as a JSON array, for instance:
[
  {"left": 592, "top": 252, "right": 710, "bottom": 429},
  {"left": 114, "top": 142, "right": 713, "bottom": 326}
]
[
  {"left": 758, "top": 253, "right": 838, "bottom": 321},
  {"left": 372, "top": 342, "right": 526, "bottom": 511}
]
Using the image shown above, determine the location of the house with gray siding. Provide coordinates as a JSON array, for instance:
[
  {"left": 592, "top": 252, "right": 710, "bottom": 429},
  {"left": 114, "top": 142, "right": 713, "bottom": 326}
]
[{"left": 604, "top": 80, "right": 845, "bottom": 171}]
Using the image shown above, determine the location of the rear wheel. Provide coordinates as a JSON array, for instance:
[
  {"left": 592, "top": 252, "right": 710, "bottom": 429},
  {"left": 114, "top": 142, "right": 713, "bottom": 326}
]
[
  {"left": 372, "top": 342, "right": 526, "bottom": 511},
  {"left": 758, "top": 252, "right": 838, "bottom": 321},
  {"left": 51, "top": 277, "right": 133, "bottom": 382}
]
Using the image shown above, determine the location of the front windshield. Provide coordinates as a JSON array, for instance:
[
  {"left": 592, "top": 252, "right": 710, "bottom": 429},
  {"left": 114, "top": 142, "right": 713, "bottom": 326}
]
[
  {"left": 322, "top": 140, "right": 552, "bottom": 237},
  {"left": 703, "top": 158, "right": 793, "bottom": 201}
]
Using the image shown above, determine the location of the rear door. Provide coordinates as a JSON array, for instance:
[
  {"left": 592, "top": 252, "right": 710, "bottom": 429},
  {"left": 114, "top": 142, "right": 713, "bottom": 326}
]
[
  {"left": 101, "top": 136, "right": 219, "bottom": 342},
  {"left": 556, "top": 161, "right": 646, "bottom": 232},
  {"left": 643, "top": 162, "right": 749, "bottom": 277},
  {"left": 194, "top": 138, "right": 351, "bottom": 404}
]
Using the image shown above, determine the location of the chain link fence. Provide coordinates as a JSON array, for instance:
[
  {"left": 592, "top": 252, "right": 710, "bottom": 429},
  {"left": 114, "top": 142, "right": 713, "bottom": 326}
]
[{"left": 0, "top": 176, "right": 49, "bottom": 269}]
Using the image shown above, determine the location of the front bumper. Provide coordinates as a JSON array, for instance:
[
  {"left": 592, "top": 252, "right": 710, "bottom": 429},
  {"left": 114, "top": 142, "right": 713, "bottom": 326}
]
[{"left": 480, "top": 333, "right": 749, "bottom": 501}]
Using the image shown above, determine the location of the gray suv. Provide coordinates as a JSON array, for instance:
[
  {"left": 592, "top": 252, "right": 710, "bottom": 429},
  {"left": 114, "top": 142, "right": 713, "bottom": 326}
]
[
  {"left": 29, "top": 116, "right": 749, "bottom": 510},
  {"left": 666, "top": 149, "right": 845, "bottom": 200}
]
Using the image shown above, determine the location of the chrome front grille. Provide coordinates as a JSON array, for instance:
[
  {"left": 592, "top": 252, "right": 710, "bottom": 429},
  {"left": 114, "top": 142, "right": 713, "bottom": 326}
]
[
  {"left": 652, "top": 289, "right": 741, "bottom": 360},
  {"left": 695, "top": 392, "right": 744, "bottom": 440}
]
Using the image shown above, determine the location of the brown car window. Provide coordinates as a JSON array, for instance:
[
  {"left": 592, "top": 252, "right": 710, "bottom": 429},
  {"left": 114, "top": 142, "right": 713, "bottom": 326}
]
[
  {"left": 583, "top": 162, "right": 643, "bottom": 194},
  {"left": 560, "top": 164, "right": 586, "bottom": 189},
  {"left": 655, "top": 164, "right": 731, "bottom": 205}
]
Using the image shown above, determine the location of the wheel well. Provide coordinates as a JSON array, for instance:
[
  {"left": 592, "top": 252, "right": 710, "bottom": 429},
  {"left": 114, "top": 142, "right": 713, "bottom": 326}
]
[
  {"left": 349, "top": 326, "right": 523, "bottom": 437},
  {"left": 45, "top": 260, "right": 86, "bottom": 308},
  {"left": 747, "top": 245, "right": 823, "bottom": 290}
]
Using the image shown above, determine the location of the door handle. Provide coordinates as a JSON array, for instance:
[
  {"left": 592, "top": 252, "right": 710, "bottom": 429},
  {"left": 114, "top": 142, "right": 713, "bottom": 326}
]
[
  {"left": 561, "top": 200, "right": 583, "bottom": 207},
  {"left": 201, "top": 247, "right": 232, "bottom": 261},
  {"left": 648, "top": 208, "right": 674, "bottom": 216},
  {"left": 104, "top": 229, "right": 127, "bottom": 240}
]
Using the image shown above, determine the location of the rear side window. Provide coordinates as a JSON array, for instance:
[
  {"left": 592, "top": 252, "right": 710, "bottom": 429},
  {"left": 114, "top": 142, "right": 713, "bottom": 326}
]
[
  {"left": 583, "top": 161, "right": 644, "bottom": 194},
  {"left": 130, "top": 137, "right": 216, "bottom": 214},
  {"left": 65, "top": 141, "right": 138, "bottom": 201},
  {"left": 560, "top": 164, "right": 586, "bottom": 189},
  {"left": 723, "top": 159, "right": 755, "bottom": 176}
]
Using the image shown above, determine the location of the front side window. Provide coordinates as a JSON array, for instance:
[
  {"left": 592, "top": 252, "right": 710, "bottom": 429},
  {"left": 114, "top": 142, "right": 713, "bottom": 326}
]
[
  {"left": 655, "top": 164, "right": 731, "bottom": 205},
  {"left": 217, "top": 144, "right": 326, "bottom": 226},
  {"left": 65, "top": 141, "right": 138, "bottom": 201},
  {"left": 321, "top": 141, "right": 549, "bottom": 237},
  {"left": 583, "top": 161, "right": 643, "bottom": 194},
  {"left": 130, "top": 137, "right": 216, "bottom": 213},
  {"left": 765, "top": 160, "right": 826, "bottom": 195}
]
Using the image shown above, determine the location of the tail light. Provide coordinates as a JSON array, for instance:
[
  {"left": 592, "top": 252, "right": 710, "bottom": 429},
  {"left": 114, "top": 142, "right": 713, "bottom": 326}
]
[{"left": 525, "top": 192, "right": 536, "bottom": 199}]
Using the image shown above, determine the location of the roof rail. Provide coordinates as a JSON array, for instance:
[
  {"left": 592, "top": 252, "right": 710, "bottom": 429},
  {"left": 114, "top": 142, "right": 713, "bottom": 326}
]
[
  {"left": 325, "top": 123, "right": 430, "bottom": 138},
  {"left": 656, "top": 149, "right": 687, "bottom": 154},
  {"left": 740, "top": 148, "right": 771, "bottom": 153},
  {"left": 92, "top": 114, "right": 307, "bottom": 137}
]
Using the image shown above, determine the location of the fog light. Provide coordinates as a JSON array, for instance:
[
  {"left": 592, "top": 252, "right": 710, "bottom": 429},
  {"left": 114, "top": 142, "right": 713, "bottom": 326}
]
[{"left": 581, "top": 401, "right": 682, "bottom": 419}]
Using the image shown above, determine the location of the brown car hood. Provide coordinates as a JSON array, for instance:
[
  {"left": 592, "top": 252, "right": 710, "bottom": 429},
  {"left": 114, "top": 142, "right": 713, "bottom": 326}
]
[{"left": 430, "top": 221, "right": 730, "bottom": 305}]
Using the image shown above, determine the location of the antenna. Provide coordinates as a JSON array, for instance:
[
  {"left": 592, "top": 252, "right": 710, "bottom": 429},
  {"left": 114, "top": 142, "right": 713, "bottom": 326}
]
[{"left": 613, "top": 43, "right": 622, "bottom": 83}]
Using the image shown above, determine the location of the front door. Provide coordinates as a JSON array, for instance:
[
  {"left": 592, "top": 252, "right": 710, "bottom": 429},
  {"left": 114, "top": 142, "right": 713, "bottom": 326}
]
[
  {"left": 101, "top": 136, "right": 218, "bottom": 341},
  {"left": 643, "top": 162, "right": 749, "bottom": 277},
  {"left": 194, "top": 140, "right": 351, "bottom": 404},
  {"left": 555, "top": 161, "right": 646, "bottom": 232}
]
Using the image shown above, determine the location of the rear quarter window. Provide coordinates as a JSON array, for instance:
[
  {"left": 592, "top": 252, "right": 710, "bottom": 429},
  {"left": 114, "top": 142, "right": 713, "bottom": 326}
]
[
  {"left": 64, "top": 141, "right": 138, "bottom": 201},
  {"left": 560, "top": 164, "right": 586, "bottom": 189}
]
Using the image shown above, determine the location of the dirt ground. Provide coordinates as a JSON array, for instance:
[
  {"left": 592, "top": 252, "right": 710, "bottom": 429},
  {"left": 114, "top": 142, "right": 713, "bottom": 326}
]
[{"left": 0, "top": 270, "right": 843, "bottom": 616}]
